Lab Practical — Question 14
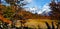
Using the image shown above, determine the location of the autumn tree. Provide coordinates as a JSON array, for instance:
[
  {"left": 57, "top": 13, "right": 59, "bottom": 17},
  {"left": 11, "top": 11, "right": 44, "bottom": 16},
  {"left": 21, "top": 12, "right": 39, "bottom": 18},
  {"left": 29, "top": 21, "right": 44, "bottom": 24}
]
[
  {"left": 5, "top": 0, "right": 27, "bottom": 17},
  {"left": 4, "top": 0, "right": 28, "bottom": 29},
  {"left": 49, "top": 0, "right": 60, "bottom": 20},
  {"left": 4, "top": 0, "right": 27, "bottom": 20},
  {"left": 50, "top": 0, "right": 60, "bottom": 29}
]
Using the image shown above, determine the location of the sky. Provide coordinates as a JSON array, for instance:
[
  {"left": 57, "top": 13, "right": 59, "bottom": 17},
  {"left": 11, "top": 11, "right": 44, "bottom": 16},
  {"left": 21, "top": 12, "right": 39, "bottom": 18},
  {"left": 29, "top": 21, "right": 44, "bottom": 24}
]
[
  {"left": 24, "top": 0, "right": 51, "bottom": 15},
  {"left": 24, "top": 0, "right": 51, "bottom": 8},
  {"left": 1, "top": 0, "right": 52, "bottom": 15}
]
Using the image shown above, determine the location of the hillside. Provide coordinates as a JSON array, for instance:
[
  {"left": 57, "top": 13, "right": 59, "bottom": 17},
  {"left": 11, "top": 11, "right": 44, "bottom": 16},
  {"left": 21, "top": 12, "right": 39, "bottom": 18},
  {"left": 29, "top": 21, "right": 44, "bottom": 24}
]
[
  {"left": 0, "top": 4, "right": 51, "bottom": 19},
  {"left": 17, "top": 7, "right": 51, "bottom": 19},
  {"left": 0, "top": 4, "right": 51, "bottom": 23}
]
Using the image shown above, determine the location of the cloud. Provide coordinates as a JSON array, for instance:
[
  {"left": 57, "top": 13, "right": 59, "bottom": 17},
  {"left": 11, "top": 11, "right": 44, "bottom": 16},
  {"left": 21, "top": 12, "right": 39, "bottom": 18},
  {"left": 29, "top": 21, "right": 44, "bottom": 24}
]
[
  {"left": 29, "top": 7, "right": 39, "bottom": 13},
  {"left": 30, "top": 7, "right": 38, "bottom": 10},
  {"left": 42, "top": 3, "right": 51, "bottom": 12},
  {"left": 24, "top": 0, "right": 32, "bottom": 3},
  {"left": 25, "top": 6, "right": 39, "bottom": 14},
  {"left": 38, "top": 11, "right": 42, "bottom": 14},
  {"left": 38, "top": 3, "right": 51, "bottom": 16},
  {"left": 24, "top": 3, "right": 51, "bottom": 15},
  {"left": 38, "top": 3, "right": 51, "bottom": 14},
  {"left": 25, "top": 3, "right": 51, "bottom": 14}
]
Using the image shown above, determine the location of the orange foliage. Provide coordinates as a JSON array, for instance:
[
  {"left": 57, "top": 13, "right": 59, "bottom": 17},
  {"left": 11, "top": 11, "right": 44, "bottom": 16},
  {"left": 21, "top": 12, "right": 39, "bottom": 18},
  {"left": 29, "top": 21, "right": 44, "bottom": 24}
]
[{"left": 0, "top": 15, "right": 12, "bottom": 24}]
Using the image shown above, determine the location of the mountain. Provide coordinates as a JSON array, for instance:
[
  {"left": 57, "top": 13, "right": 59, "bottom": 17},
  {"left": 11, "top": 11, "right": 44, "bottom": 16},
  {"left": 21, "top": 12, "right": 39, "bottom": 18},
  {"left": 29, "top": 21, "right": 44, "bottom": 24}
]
[{"left": 17, "top": 7, "right": 51, "bottom": 19}]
